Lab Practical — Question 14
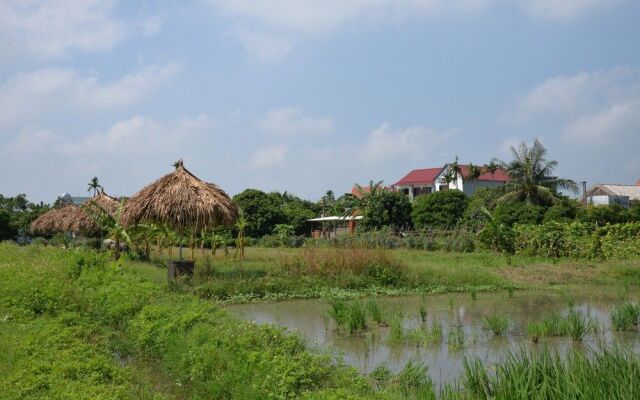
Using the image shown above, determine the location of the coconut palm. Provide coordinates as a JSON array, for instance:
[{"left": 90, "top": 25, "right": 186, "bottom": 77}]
[
  {"left": 485, "top": 160, "right": 499, "bottom": 186},
  {"left": 448, "top": 156, "right": 462, "bottom": 190},
  {"left": 465, "top": 163, "right": 483, "bottom": 194},
  {"left": 497, "top": 139, "right": 578, "bottom": 205},
  {"left": 87, "top": 177, "right": 103, "bottom": 196}
]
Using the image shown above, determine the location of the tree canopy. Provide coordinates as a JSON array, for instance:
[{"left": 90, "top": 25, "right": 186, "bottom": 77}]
[
  {"left": 497, "top": 139, "right": 578, "bottom": 206},
  {"left": 412, "top": 190, "right": 468, "bottom": 228}
]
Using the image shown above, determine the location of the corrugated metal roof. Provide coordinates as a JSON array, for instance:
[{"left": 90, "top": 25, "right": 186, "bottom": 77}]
[
  {"left": 598, "top": 184, "right": 640, "bottom": 201},
  {"left": 307, "top": 216, "right": 363, "bottom": 222}
]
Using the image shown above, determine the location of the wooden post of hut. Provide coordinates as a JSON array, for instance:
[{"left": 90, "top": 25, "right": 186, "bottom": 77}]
[{"left": 121, "top": 159, "right": 238, "bottom": 281}]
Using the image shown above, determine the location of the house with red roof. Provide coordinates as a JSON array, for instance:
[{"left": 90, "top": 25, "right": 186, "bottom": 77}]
[{"left": 393, "top": 164, "right": 509, "bottom": 200}]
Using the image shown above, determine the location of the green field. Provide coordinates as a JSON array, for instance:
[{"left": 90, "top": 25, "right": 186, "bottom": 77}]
[{"left": 148, "top": 246, "right": 640, "bottom": 303}]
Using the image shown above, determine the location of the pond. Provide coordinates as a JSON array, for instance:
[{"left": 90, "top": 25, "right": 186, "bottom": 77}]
[{"left": 228, "top": 287, "right": 640, "bottom": 387}]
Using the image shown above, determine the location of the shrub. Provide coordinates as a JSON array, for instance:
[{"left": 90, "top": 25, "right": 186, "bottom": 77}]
[
  {"left": 412, "top": 190, "right": 468, "bottom": 229},
  {"left": 493, "top": 202, "right": 545, "bottom": 227}
]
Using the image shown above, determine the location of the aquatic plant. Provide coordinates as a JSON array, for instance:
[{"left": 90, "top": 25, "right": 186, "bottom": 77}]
[
  {"left": 395, "top": 359, "right": 434, "bottom": 397},
  {"left": 460, "top": 346, "right": 640, "bottom": 400},
  {"left": 367, "top": 297, "right": 385, "bottom": 326},
  {"left": 448, "top": 327, "right": 465, "bottom": 351},
  {"left": 388, "top": 312, "right": 405, "bottom": 343},
  {"left": 404, "top": 320, "right": 444, "bottom": 346},
  {"left": 346, "top": 300, "right": 369, "bottom": 334},
  {"left": 470, "top": 287, "right": 477, "bottom": 301},
  {"left": 564, "top": 309, "right": 594, "bottom": 341},
  {"left": 611, "top": 302, "right": 640, "bottom": 331},
  {"left": 526, "top": 321, "right": 545, "bottom": 343},
  {"left": 419, "top": 305, "right": 428, "bottom": 324},
  {"left": 483, "top": 314, "right": 509, "bottom": 336}
]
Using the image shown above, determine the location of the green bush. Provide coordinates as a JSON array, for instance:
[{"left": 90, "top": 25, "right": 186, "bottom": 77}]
[
  {"left": 493, "top": 202, "right": 545, "bottom": 227},
  {"left": 412, "top": 190, "right": 468, "bottom": 229},
  {"left": 512, "top": 221, "right": 640, "bottom": 260}
]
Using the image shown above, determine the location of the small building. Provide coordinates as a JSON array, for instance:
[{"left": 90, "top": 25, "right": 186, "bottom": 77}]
[
  {"left": 392, "top": 168, "right": 444, "bottom": 202},
  {"left": 58, "top": 193, "right": 91, "bottom": 205},
  {"left": 585, "top": 183, "right": 640, "bottom": 208},
  {"left": 393, "top": 164, "right": 509, "bottom": 201},
  {"left": 307, "top": 216, "right": 363, "bottom": 238},
  {"left": 434, "top": 164, "right": 510, "bottom": 197}
]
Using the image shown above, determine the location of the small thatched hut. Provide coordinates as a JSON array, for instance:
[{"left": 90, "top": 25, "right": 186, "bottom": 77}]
[
  {"left": 86, "top": 191, "right": 120, "bottom": 216},
  {"left": 121, "top": 160, "right": 238, "bottom": 260},
  {"left": 30, "top": 204, "right": 99, "bottom": 235}
]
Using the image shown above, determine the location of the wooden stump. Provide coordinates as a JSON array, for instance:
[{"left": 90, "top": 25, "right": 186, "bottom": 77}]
[{"left": 167, "top": 260, "right": 195, "bottom": 281}]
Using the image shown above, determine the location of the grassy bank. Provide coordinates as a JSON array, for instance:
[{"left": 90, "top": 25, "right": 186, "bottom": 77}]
[{"left": 151, "top": 246, "right": 640, "bottom": 303}]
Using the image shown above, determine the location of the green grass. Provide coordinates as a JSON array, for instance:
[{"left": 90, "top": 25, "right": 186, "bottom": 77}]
[
  {"left": 483, "top": 314, "right": 509, "bottom": 336},
  {"left": 148, "top": 246, "right": 640, "bottom": 304},
  {"left": 611, "top": 302, "right": 640, "bottom": 331},
  {"left": 3, "top": 243, "right": 640, "bottom": 399},
  {"left": 458, "top": 346, "right": 640, "bottom": 400}
]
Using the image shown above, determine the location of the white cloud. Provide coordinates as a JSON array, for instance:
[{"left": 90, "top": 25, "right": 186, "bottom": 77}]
[
  {"left": 359, "top": 122, "right": 455, "bottom": 163},
  {"left": 520, "top": 0, "right": 621, "bottom": 20},
  {"left": 249, "top": 145, "right": 288, "bottom": 169},
  {"left": 233, "top": 29, "right": 294, "bottom": 63},
  {"left": 510, "top": 66, "right": 639, "bottom": 123},
  {"left": 0, "top": 0, "right": 165, "bottom": 62},
  {"left": 261, "top": 107, "right": 334, "bottom": 136},
  {"left": 1, "top": 114, "right": 213, "bottom": 199},
  {"left": 204, "top": 0, "right": 625, "bottom": 59},
  {"left": 505, "top": 65, "right": 640, "bottom": 185},
  {"left": 0, "top": 64, "right": 179, "bottom": 128},
  {"left": 139, "top": 13, "right": 165, "bottom": 36},
  {"left": 0, "top": 0, "right": 125, "bottom": 60},
  {"left": 564, "top": 99, "right": 640, "bottom": 142},
  {"left": 6, "top": 114, "right": 212, "bottom": 158},
  {"left": 509, "top": 66, "right": 640, "bottom": 143}
]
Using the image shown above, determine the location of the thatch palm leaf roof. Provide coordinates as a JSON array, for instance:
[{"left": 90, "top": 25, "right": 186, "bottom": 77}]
[
  {"left": 121, "top": 160, "right": 238, "bottom": 232},
  {"left": 86, "top": 191, "right": 120, "bottom": 216},
  {"left": 30, "top": 204, "right": 99, "bottom": 234}
]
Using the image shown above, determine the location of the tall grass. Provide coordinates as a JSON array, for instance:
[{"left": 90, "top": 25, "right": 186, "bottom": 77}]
[
  {"left": 447, "top": 328, "right": 465, "bottom": 351},
  {"left": 283, "top": 246, "right": 407, "bottom": 286},
  {"left": 327, "top": 299, "right": 369, "bottom": 334},
  {"left": 483, "top": 314, "right": 509, "bottom": 336},
  {"left": 611, "top": 302, "right": 640, "bottom": 331},
  {"left": 564, "top": 309, "right": 594, "bottom": 341},
  {"left": 459, "top": 346, "right": 640, "bottom": 400}
]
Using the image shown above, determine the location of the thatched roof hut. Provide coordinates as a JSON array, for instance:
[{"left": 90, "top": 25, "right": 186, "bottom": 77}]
[
  {"left": 84, "top": 191, "right": 120, "bottom": 217},
  {"left": 30, "top": 204, "right": 99, "bottom": 235},
  {"left": 121, "top": 160, "right": 239, "bottom": 232}
]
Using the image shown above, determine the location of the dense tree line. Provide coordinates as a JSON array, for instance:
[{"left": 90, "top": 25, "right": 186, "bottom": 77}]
[{"left": 0, "top": 194, "right": 50, "bottom": 240}]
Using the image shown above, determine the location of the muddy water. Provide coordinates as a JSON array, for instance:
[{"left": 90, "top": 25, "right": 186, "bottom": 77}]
[{"left": 228, "top": 287, "right": 640, "bottom": 387}]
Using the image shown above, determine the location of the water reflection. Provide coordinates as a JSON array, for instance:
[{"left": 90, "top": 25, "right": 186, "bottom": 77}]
[{"left": 228, "top": 288, "right": 640, "bottom": 387}]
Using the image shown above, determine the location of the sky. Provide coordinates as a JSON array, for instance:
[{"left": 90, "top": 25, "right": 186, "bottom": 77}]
[{"left": 1, "top": 0, "right": 639, "bottom": 203}]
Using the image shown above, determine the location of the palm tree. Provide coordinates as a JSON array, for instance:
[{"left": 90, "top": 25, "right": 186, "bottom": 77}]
[
  {"left": 87, "top": 177, "right": 102, "bottom": 196},
  {"left": 448, "top": 157, "right": 462, "bottom": 190},
  {"left": 484, "top": 160, "right": 499, "bottom": 187},
  {"left": 496, "top": 139, "right": 579, "bottom": 205},
  {"left": 466, "top": 163, "right": 482, "bottom": 194}
]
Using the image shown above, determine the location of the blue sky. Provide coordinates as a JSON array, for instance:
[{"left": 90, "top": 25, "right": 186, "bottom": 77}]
[{"left": 1, "top": 0, "right": 639, "bottom": 203}]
